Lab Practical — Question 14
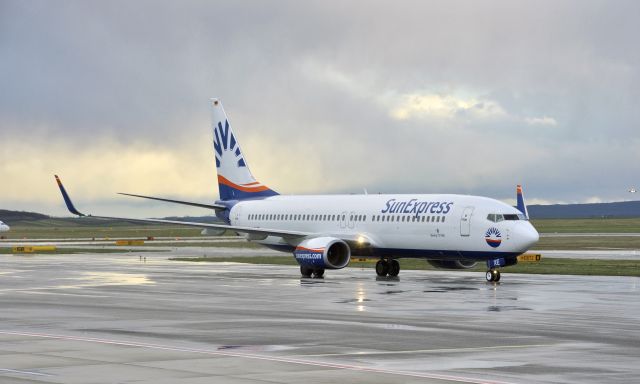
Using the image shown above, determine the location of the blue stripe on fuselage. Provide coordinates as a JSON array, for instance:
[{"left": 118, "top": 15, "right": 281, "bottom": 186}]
[{"left": 259, "top": 243, "right": 520, "bottom": 261}]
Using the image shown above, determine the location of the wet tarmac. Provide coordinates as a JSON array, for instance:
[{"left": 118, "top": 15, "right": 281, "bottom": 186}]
[{"left": 1, "top": 252, "right": 639, "bottom": 383}]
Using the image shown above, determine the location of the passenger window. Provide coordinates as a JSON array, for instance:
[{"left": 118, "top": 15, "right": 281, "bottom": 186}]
[{"left": 442, "top": 216, "right": 445, "bottom": 223}]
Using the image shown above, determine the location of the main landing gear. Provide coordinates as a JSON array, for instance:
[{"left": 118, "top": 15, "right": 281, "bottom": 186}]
[
  {"left": 486, "top": 269, "right": 501, "bottom": 282},
  {"left": 300, "top": 266, "right": 324, "bottom": 278},
  {"left": 376, "top": 259, "right": 400, "bottom": 277}
]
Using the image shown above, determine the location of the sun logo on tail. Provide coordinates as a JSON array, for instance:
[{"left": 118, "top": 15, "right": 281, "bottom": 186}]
[
  {"left": 485, "top": 227, "right": 502, "bottom": 248},
  {"left": 213, "top": 120, "right": 246, "bottom": 168}
]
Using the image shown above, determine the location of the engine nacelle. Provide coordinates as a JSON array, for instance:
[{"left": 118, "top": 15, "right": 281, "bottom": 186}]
[
  {"left": 294, "top": 237, "right": 351, "bottom": 270},
  {"left": 428, "top": 260, "right": 478, "bottom": 269},
  {"left": 200, "top": 228, "right": 227, "bottom": 236}
]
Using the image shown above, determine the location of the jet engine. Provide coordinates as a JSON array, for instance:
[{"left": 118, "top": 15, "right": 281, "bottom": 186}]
[
  {"left": 428, "top": 260, "right": 478, "bottom": 269},
  {"left": 294, "top": 237, "right": 351, "bottom": 269},
  {"left": 200, "top": 228, "right": 227, "bottom": 236}
]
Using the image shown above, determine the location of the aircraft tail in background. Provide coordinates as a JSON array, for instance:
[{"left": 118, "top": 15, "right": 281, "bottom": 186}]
[{"left": 516, "top": 184, "right": 529, "bottom": 219}]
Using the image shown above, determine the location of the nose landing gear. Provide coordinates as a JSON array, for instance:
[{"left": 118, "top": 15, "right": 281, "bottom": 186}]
[{"left": 486, "top": 269, "right": 501, "bottom": 282}]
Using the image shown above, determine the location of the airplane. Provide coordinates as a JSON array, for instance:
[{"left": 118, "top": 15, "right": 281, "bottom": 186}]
[
  {"left": 56, "top": 98, "right": 539, "bottom": 282},
  {"left": 0, "top": 220, "right": 9, "bottom": 232}
]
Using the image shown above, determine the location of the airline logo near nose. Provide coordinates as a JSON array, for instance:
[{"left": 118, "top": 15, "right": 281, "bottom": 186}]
[{"left": 485, "top": 227, "right": 502, "bottom": 248}]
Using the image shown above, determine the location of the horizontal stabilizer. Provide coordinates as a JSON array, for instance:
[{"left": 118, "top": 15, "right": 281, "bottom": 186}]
[{"left": 118, "top": 193, "right": 226, "bottom": 211}]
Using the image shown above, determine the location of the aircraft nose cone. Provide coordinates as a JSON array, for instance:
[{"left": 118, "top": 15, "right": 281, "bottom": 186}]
[{"left": 522, "top": 223, "right": 539, "bottom": 248}]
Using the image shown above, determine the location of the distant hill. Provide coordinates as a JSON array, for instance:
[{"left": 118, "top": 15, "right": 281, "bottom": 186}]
[
  {"left": 0, "top": 209, "right": 222, "bottom": 226},
  {"left": 528, "top": 201, "right": 640, "bottom": 219},
  {"left": 0, "top": 209, "right": 49, "bottom": 223}
]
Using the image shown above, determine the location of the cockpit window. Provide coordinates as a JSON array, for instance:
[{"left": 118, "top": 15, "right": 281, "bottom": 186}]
[
  {"left": 487, "top": 213, "right": 525, "bottom": 222},
  {"left": 486, "top": 214, "right": 504, "bottom": 222}
]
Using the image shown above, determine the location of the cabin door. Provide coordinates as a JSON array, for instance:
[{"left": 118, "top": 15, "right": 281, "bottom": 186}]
[{"left": 460, "top": 206, "right": 474, "bottom": 236}]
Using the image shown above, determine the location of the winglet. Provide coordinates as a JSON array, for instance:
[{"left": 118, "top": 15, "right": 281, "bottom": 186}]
[
  {"left": 516, "top": 184, "right": 529, "bottom": 220},
  {"left": 54, "top": 175, "right": 85, "bottom": 217}
]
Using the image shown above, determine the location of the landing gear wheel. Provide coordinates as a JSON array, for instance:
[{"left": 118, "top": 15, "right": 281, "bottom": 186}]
[
  {"left": 486, "top": 269, "right": 500, "bottom": 282},
  {"left": 388, "top": 259, "right": 400, "bottom": 277},
  {"left": 300, "top": 266, "right": 313, "bottom": 278},
  {"left": 312, "top": 269, "right": 325, "bottom": 278},
  {"left": 375, "top": 259, "right": 389, "bottom": 277}
]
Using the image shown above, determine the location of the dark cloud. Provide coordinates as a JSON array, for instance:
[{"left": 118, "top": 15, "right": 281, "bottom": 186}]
[{"left": 1, "top": 0, "right": 639, "bottom": 215}]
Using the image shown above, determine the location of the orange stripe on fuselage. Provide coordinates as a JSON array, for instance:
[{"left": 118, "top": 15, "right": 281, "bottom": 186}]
[{"left": 217, "top": 175, "right": 271, "bottom": 192}]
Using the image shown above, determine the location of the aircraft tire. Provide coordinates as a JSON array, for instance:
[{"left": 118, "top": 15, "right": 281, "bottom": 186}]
[
  {"left": 486, "top": 269, "right": 500, "bottom": 282},
  {"left": 376, "top": 259, "right": 389, "bottom": 277},
  {"left": 313, "top": 269, "right": 325, "bottom": 278},
  {"left": 388, "top": 259, "right": 400, "bottom": 277},
  {"left": 301, "top": 266, "right": 313, "bottom": 278}
]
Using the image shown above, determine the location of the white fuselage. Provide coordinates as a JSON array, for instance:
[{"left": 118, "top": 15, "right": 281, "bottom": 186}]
[
  {"left": 229, "top": 193, "right": 539, "bottom": 261},
  {"left": 0, "top": 221, "right": 9, "bottom": 232}
]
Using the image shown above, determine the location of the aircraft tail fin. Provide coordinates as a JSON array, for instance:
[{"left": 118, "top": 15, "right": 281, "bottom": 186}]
[
  {"left": 210, "top": 99, "right": 278, "bottom": 201},
  {"left": 516, "top": 184, "right": 529, "bottom": 219}
]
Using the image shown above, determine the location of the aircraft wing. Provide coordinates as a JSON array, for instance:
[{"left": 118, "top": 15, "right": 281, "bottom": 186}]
[
  {"left": 55, "top": 175, "right": 310, "bottom": 239},
  {"left": 118, "top": 192, "right": 226, "bottom": 211},
  {"left": 84, "top": 215, "right": 310, "bottom": 239}
]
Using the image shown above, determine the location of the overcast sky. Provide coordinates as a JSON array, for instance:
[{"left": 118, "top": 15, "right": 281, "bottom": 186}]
[{"left": 1, "top": 0, "right": 639, "bottom": 217}]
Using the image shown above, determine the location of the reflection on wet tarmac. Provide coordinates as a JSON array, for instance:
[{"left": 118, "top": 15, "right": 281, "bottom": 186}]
[
  {"left": 63, "top": 272, "right": 154, "bottom": 288},
  {"left": 423, "top": 286, "right": 480, "bottom": 293},
  {"left": 487, "top": 305, "right": 532, "bottom": 312}
]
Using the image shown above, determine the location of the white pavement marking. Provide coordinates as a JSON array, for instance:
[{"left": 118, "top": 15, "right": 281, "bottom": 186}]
[
  {"left": 0, "top": 368, "right": 53, "bottom": 377},
  {"left": 295, "top": 343, "right": 558, "bottom": 357},
  {"left": 0, "top": 330, "right": 516, "bottom": 384}
]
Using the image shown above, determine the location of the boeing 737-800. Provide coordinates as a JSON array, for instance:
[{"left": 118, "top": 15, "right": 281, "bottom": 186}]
[
  {"left": 0, "top": 220, "right": 9, "bottom": 232},
  {"left": 56, "top": 99, "right": 539, "bottom": 282}
]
